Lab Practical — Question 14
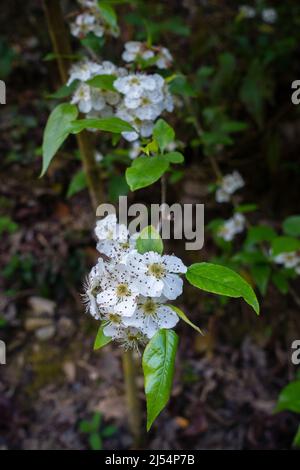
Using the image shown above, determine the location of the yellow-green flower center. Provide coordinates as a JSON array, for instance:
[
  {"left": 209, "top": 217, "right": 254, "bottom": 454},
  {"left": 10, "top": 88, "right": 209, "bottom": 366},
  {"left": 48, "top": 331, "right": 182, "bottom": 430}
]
[
  {"left": 116, "top": 283, "right": 130, "bottom": 297},
  {"left": 141, "top": 298, "right": 157, "bottom": 315},
  {"left": 148, "top": 263, "right": 165, "bottom": 279}
]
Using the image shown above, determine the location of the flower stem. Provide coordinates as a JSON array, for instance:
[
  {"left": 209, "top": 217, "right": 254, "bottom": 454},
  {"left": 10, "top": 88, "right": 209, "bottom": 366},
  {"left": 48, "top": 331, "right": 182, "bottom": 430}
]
[
  {"left": 123, "top": 350, "right": 144, "bottom": 448},
  {"left": 43, "top": 0, "right": 103, "bottom": 210}
]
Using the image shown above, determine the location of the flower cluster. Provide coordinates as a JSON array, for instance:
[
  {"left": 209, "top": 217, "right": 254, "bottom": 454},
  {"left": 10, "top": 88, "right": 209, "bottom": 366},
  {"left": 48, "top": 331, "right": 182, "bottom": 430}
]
[
  {"left": 239, "top": 5, "right": 277, "bottom": 24},
  {"left": 218, "top": 213, "right": 246, "bottom": 241},
  {"left": 71, "top": 0, "right": 119, "bottom": 39},
  {"left": 68, "top": 60, "right": 174, "bottom": 142},
  {"left": 273, "top": 251, "right": 300, "bottom": 275},
  {"left": 69, "top": 60, "right": 126, "bottom": 115},
  {"left": 83, "top": 215, "right": 186, "bottom": 351},
  {"left": 215, "top": 171, "right": 245, "bottom": 203},
  {"left": 122, "top": 41, "right": 173, "bottom": 69}
]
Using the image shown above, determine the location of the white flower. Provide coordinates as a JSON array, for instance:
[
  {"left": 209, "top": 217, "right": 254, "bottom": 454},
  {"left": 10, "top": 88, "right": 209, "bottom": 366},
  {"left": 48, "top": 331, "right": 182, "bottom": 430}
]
[
  {"left": 114, "top": 74, "right": 158, "bottom": 99},
  {"left": 261, "top": 8, "right": 277, "bottom": 24},
  {"left": 71, "top": 13, "right": 104, "bottom": 39},
  {"left": 216, "top": 171, "right": 245, "bottom": 203},
  {"left": 129, "top": 140, "right": 141, "bottom": 160},
  {"left": 239, "top": 5, "right": 256, "bottom": 19},
  {"left": 218, "top": 213, "right": 246, "bottom": 241},
  {"left": 71, "top": 83, "right": 93, "bottom": 113},
  {"left": 273, "top": 252, "right": 300, "bottom": 269},
  {"left": 96, "top": 264, "right": 139, "bottom": 317},
  {"left": 218, "top": 219, "right": 237, "bottom": 241},
  {"left": 222, "top": 171, "right": 245, "bottom": 195},
  {"left": 232, "top": 213, "right": 246, "bottom": 234},
  {"left": 156, "top": 47, "right": 173, "bottom": 69},
  {"left": 95, "top": 151, "right": 103, "bottom": 162},
  {"left": 104, "top": 325, "right": 147, "bottom": 352},
  {"left": 215, "top": 188, "right": 231, "bottom": 203},
  {"left": 82, "top": 258, "right": 110, "bottom": 319},
  {"left": 121, "top": 42, "right": 173, "bottom": 69},
  {"left": 67, "top": 60, "right": 101, "bottom": 85},
  {"left": 95, "top": 214, "right": 128, "bottom": 242},
  {"left": 122, "top": 296, "right": 179, "bottom": 338},
  {"left": 126, "top": 251, "right": 187, "bottom": 300}
]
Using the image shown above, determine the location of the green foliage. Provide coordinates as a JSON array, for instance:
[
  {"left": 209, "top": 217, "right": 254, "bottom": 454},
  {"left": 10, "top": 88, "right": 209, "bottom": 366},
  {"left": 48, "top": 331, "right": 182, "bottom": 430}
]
[
  {"left": 70, "top": 117, "right": 134, "bottom": 134},
  {"left": 98, "top": 2, "right": 118, "bottom": 28},
  {"left": 168, "top": 305, "right": 203, "bottom": 335},
  {"left": 186, "top": 262, "right": 259, "bottom": 314},
  {"left": 41, "top": 104, "right": 78, "bottom": 176},
  {"left": 163, "top": 152, "right": 184, "bottom": 164},
  {"left": 0, "top": 216, "right": 19, "bottom": 235},
  {"left": 283, "top": 215, "right": 300, "bottom": 237},
  {"left": 275, "top": 380, "right": 300, "bottom": 414},
  {"left": 67, "top": 170, "right": 87, "bottom": 198},
  {"left": 271, "top": 236, "right": 300, "bottom": 255},
  {"left": 142, "top": 329, "right": 178, "bottom": 431},
  {"left": 153, "top": 119, "right": 175, "bottom": 153},
  {"left": 94, "top": 322, "right": 112, "bottom": 350},
  {"left": 126, "top": 156, "right": 169, "bottom": 191},
  {"left": 136, "top": 225, "right": 164, "bottom": 255},
  {"left": 108, "top": 175, "right": 129, "bottom": 201},
  {"left": 79, "top": 411, "right": 117, "bottom": 450},
  {"left": 86, "top": 74, "right": 117, "bottom": 91}
]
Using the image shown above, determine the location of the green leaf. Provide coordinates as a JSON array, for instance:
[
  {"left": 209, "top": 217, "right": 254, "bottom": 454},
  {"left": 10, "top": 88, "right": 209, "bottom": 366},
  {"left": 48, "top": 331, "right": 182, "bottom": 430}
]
[
  {"left": 168, "top": 305, "right": 203, "bottom": 335},
  {"left": 163, "top": 151, "right": 184, "bottom": 164},
  {"left": 283, "top": 215, "right": 300, "bottom": 237},
  {"left": 234, "top": 204, "right": 258, "bottom": 214},
  {"left": 86, "top": 74, "right": 117, "bottom": 91},
  {"left": 47, "top": 80, "right": 79, "bottom": 99},
  {"left": 70, "top": 117, "right": 134, "bottom": 134},
  {"left": 244, "top": 225, "right": 277, "bottom": 248},
  {"left": 102, "top": 425, "right": 117, "bottom": 437},
  {"left": 79, "top": 420, "right": 92, "bottom": 433},
  {"left": 91, "top": 412, "right": 102, "bottom": 431},
  {"left": 126, "top": 156, "right": 169, "bottom": 191},
  {"left": 240, "top": 59, "right": 270, "bottom": 128},
  {"left": 153, "top": 119, "right": 175, "bottom": 153},
  {"left": 94, "top": 322, "right": 112, "bottom": 350},
  {"left": 143, "top": 329, "right": 178, "bottom": 431},
  {"left": 293, "top": 425, "right": 300, "bottom": 448},
  {"left": 219, "top": 120, "right": 248, "bottom": 134},
  {"left": 0, "top": 216, "right": 18, "bottom": 235},
  {"left": 250, "top": 264, "right": 271, "bottom": 296},
  {"left": 98, "top": 2, "right": 118, "bottom": 28},
  {"left": 89, "top": 433, "right": 103, "bottom": 450},
  {"left": 272, "top": 271, "right": 289, "bottom": 294},
  {"left": 186, "top": 262, "right": 260, "bottom": 315},
  {"left": 108, "top": 175, "right": 129, "bottom": 202},
  {"left": 41, "top": 103, "right": 78, "bottom": 176},
  {"left": 136, "top": 225, "right": 163, "bottom": 255},
  {"left": 67, "top": 170, "right": 87, "bottom": 198},
  {"left": 169, "top": 75, "right": 197, "bottom": 97},
  {"left": 275, "top": 381, "right": 300, "bottom": 413},
  {"left": 271, "top": 236, "right": 300, "bottom": 255}
]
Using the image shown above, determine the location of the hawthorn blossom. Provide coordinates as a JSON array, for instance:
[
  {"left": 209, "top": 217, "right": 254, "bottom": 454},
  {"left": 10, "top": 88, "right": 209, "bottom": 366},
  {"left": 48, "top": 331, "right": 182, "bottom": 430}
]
[
  {"left": 96, "top": 264, "right": 139, "bottom": 317},
  {"left": 261, "top": 8, "right": 277, "bottom": 24},
  {"left": 122, "top": 41, "right": 173, "bottom": 69},
  {"left": 71, "top": 13, "right": 105, "bottom": 39},
  {"left": 122, "top": 296, "right": 179, "bottom": 338},
  {"left": 273, "top": 252, "right": 300, "bottom": 269},
  {"left": 125, "top": 251, "right": 187, "bottom": 300},
  {"left": 104, "top": 324, "right": 147, "bottom": 352},
  {"left": 216, "top": 171, "right": 245, "bottom": 203},
  {"left": 218, "top": 213, "right": 246, "bottom": 241},
  {"left": 239, "top": 5, "right": 256, "bottom": 19}
]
